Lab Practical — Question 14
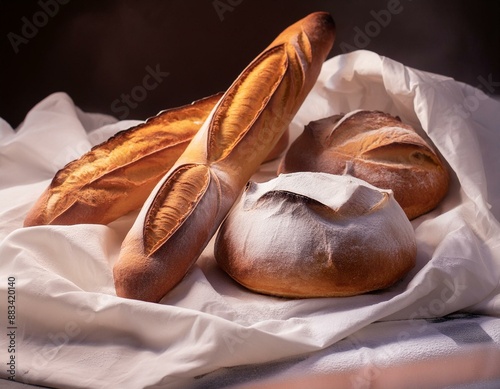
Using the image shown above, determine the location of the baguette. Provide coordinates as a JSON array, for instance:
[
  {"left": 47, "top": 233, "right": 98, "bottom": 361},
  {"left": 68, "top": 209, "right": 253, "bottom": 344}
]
[
  {"left": 23, "top": 92, "right": 288, "bottom": 227},
  {"left": 23, "top": 93, "right": 222, "bottom": 227},
  {"left": 113, "top": 12, "right": 336, "bottom": 302}
]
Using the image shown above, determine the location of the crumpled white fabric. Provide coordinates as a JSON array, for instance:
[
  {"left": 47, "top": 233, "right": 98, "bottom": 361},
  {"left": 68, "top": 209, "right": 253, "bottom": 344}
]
[{"left": 0, "top": 50, "right": 499, "bottom": 389}]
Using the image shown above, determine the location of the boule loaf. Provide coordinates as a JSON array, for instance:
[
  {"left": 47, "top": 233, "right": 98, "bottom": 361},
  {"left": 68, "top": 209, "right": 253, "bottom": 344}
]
[
  {"left": 278, "top": 110, "right": 450, "bottom": 220},
  {"left": 214, "top": 172, "right": 417, "bottom": 298},
  {"left": 113, "top": 12, "right": 336, "bottom": 302}
]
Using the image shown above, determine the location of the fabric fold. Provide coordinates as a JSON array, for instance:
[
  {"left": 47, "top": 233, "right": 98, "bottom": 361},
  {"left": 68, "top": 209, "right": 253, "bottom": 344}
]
[{"left": 0, "top": 52, "right": 499, "bottom": 388}]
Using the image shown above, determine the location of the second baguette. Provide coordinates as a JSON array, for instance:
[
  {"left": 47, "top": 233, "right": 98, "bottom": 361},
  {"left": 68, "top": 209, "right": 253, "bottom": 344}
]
[{"left": 23, "top": 93, "right": 222, "bottom": 227}]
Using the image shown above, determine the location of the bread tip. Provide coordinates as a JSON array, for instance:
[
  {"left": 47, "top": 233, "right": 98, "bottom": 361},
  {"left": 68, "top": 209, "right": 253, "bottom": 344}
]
[
  {"left": 310, "top": 11, "right": 335, "bottom": 29},
  {"left": 299, "top": 12, "right": 336, "bottom": 62},
  {"left": 303, "top": 11, "right": 336, "bottom": 35}
]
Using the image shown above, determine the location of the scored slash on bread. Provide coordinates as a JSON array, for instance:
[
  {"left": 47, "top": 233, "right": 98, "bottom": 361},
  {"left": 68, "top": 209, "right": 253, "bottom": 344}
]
[
  {"left": 113, "top": 12, "right": 336, "bottom": 302},
  {"left": 278, "top": 110, "right": 450, "bottom": 220}
]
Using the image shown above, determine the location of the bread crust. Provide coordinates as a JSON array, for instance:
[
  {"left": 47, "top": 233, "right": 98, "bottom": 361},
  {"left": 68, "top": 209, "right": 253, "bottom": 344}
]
[
  {"left": 23, "top": 93, "right": 222, "bottom": 227},
  {"left": 278, "top": 110, "right": 450, "bottom": 220},
  {"left": 214, "top": 172, "right": 417, "bottom": 298},
  {"left": 113, "top": 12, "right": 336, "bottom": 302}
]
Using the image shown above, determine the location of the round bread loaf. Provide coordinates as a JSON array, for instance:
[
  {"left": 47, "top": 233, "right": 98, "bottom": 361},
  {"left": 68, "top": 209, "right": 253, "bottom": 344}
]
[
  {"left": 277, "top": 110, "right": 450, "bottom": 220},
  {"left": 214, "top": 172, "right": 417, "bottom": 298}
]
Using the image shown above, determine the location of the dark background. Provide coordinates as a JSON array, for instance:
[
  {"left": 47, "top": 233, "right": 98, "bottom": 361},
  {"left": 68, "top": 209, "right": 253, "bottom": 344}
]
[{"left": 1, "top": 0, "right": 499, "bottom": 128}]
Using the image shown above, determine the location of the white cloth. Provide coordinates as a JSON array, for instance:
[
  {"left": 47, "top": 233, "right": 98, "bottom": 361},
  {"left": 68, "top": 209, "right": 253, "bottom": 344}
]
[
  {"left": 197, "top": 313, "right": 500, "bottom": 389},
  {"left": 0, "top": 50, "right": 499, "bottom": 389}
]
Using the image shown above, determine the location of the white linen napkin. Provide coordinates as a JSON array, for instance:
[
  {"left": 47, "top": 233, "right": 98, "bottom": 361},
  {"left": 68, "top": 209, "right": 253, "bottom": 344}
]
[{"left": 0, "top": 50, "right": 499, "bottom": 388}]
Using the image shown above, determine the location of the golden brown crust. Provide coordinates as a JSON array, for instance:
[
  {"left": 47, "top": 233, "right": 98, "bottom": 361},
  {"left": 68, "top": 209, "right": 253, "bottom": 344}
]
[
  {"left": 278, "top": 110, "right": 450, "bottom": 220},
  {"left": 23, "top": 93, "right": 222, "bottom": 227},
  {"left": 114, "top": 167, "right": 222, "bottom": 303},
  {"left": 113, "top": 12, "right": 336, "bottom": 302},
  {"left": 208, "top": 45, "right": 288, "bottom": 163},
  {"left": 214, "top": 173, "right": 417, "bottom": 298},
  {"left": 143, "top": 164, "right": 211, "bottom": 255}
]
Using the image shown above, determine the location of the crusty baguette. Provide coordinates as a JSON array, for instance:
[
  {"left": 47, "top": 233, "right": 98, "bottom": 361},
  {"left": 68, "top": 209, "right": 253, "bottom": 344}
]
[
  {"left": 278, "top": 110, "right": 450, "bottom": 220},
  {"left": 113, "top": 12, "right": 336, "bottom": 302},
  {"left": 214, "top": 173, "right": 416, "bottom": 298},
  {"left": 23, "top": 93, "right": 222, "bottom": 227},
  {"left": 23, "top": 91, "right": 289, "bottom": 228}
]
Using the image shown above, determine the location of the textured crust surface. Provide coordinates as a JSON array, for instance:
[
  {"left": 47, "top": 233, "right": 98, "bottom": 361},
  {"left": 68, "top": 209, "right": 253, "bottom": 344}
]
[
  {"left": 23, "top": 93, "right": 222, "bottom": 227},
  {"left": 143, "top": 164, "right": 211, "bottom": 255},
  {"left": 214, "top": 173, "right": 417, "bottom": 298},
  {"left": 278, "top": 110, "right": 450, "bottom": 220},
  {"left": 208, "top": 45, "right": 288, "bottom": 163}
]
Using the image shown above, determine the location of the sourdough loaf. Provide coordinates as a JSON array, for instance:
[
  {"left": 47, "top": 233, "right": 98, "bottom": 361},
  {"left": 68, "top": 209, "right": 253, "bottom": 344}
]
[
  {"left": 214, "top": 172, "right": 417, "bottom": 298},
  {"left": 278, "top": 110, "right": 450, "bottom": 220}
]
